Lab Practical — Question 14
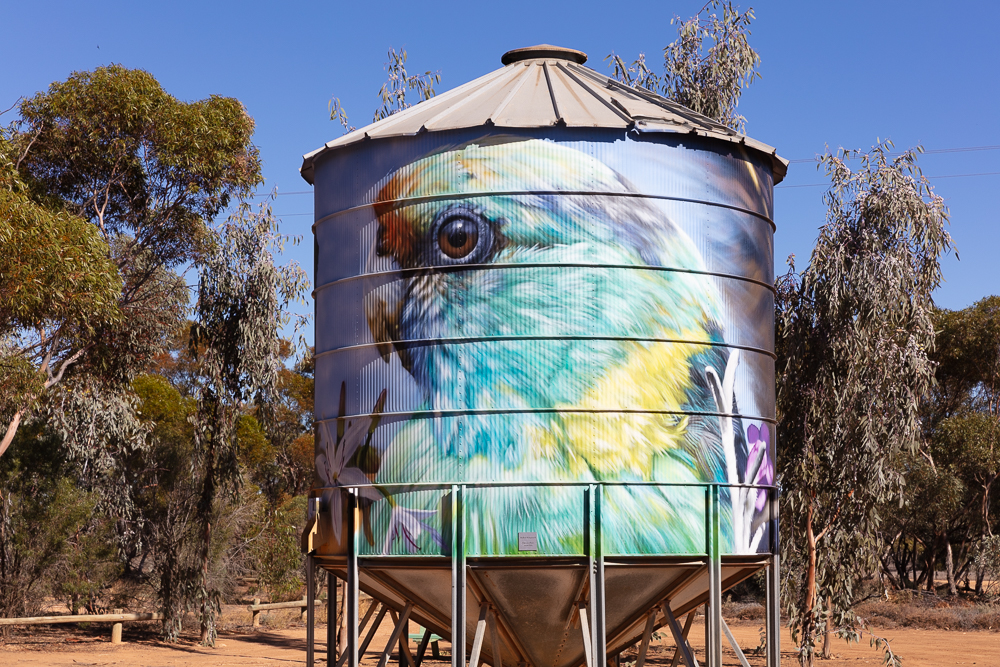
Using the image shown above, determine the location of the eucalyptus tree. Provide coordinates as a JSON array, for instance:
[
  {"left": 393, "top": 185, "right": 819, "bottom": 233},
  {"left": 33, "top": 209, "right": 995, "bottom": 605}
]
[
  {"left": 607, "top": 0, "right": 760, "bottom": 133},
  {"left": 930, "top": 299, "right": 1000, "bottom": 590},
  {"left": 330, "top": 46, "right": 440, "bottom": 130},
  {"left": 884, "top": 298, "right": 1000, "bottom": 595},
  {"left": 776, "top": 142, "right": 952, "bottom": 666},
  {"left": 0, "top": 124, "right": 122, "bottom": 458},
  {"left": 4, "top": 65, "right": 262, "bottom": 466},
  {"left": 183, "top": 197, "right": 308, "bottom": 645}
]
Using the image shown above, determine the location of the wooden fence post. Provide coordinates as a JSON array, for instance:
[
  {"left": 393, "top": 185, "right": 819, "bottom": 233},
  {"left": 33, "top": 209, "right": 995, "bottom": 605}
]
[{"left": 111, "top": 608, "right": 123, "bottom": 644}]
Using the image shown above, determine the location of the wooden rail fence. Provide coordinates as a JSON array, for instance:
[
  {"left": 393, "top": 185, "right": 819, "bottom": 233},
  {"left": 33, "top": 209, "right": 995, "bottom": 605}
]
[
  {"left": 248, "top": 597, "right": 327, "bottom": 627},
  {"left": 0, "top": 610, "right": 163, "bottom": 644}
]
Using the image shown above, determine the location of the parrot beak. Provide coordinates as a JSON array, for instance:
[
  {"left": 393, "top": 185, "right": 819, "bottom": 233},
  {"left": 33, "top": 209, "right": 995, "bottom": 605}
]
[{"left": 364, "top": 274, "right": 414, "bottom": 372}]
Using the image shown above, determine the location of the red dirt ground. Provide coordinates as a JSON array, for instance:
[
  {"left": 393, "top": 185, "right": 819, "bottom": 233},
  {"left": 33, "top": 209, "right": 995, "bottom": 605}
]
[{"left": 2, "top": 613, "right": 997, "bottom": 666}]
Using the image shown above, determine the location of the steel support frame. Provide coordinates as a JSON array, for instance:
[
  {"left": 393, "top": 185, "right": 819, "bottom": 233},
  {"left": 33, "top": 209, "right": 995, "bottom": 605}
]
[
  {"left": 766, "top": 487, "right": 781, "bottom": 667},
  {"left": 307, "top": 553, "right": 316, "bottom": 667},
  {"left": 669, "top": 612, "right": 696, "bottom": 667},
  {"left": 705, "top": 485, "right": 722, "bottom": 667},
  {"left": 587, "top": 484, "right": 607, "bottom": 667},
  {"left": 663, "top": 603, "right": 699, "bottom": 667},
  {"left": 379, "top": 603, "right": 415, "bottom": 667},
  {"left": 721, "top": 617, "right": 751, "bottom": 667},
  {"left": 322, "top": 480, "right": 779, "bottom": 667},
  {"left": 451, "top": 485, "right": 466, "bottom": 667},
  {"left": 328, "top": 572, "right": 339, "bottom": 666},
  {"left": 347, "top": 489, "right": 361, "bottom": 667}
]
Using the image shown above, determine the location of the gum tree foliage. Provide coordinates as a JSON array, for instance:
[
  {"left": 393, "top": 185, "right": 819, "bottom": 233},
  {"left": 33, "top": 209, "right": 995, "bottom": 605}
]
[
  {"left": 0, "top": 123, "right": 122, "bottom": 458},
  {"left": 253, "top": 346, "right": 316, "bottom": 502},
  {"left": 184, "top": 197, "right": 308, "bottom": 645},
  {"left": 776, "top": 142, "right": 952, "bottom": 667},
  {"left": 329, "top": 47, "right": 440, "bottom": 130},
  {"left": 3, "top": 66, "right": 262, "bottom": 473},
  {"left": 245, "top": 495, "right": 310, "bottom": 603},
  {"left": 930, "top": 299, "right": 1000, "bottom": 569},
  {"left": 882, "top": 299, "right": 1000, "bottom": 594},
  {"left": 607, "top": 0, "right": 760, "bottom": 133},
  {"left": 0, "top": 422, "right": 121, "bottom": 621},
  {"left": 128, "top": 372, "right": 266, "bottom": 643}
]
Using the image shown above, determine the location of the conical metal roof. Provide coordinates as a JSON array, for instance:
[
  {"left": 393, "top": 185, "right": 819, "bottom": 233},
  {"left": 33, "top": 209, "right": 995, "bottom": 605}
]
[{"left": 301, "top": 45, "right": 787, "bottom": 183}]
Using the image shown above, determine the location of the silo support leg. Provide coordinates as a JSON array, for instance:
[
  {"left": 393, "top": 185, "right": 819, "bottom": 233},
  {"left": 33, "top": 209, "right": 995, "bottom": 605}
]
[
  {"left": 378, "top": 603, "right": 414, "bottom": 667},
  {"left": 360, "top": 604, "right": 389, "bottom": 667},
  {"left": 328, "top": 572, "right": 338, "bottom": 666},
  {"left": 591, "top": 558, "right": 606, "bottom": 667},
  {"left": 587, "top": 485, "right": 607, "bottom": 667},
  {"left": 335, "top": 602, "right": 385, "bottom": 667},
  {"left": 451, "top": 485, "right": 466, "bottom": 667},
  {"left": 766, "top": 553, "right": 781, "bottom": 667},
  {"left": 635, "top": 612, "right": 656, "bottom": 667},
  {"left": 668, "top": 612, "right": 696, "bottom": 667},
  {"left": 662, "top": 603, "right": 699, "bottom": 667},
  {"left": 705, "top": 486, "right": 723, "bottom": 667},
  {"left": 487, "top": 605, "right": 503, "bottom": 667},
  {"left": 721, "top": 618, "right": 751, "bottom": 667},
  {"left": 346, "top": 490, "right": 360, "bottom": 667},
  {"left": 578, "top": 603, "right": 594, "bottom": 667},
  {"left": 468, "top": 603, "right": 489, "bottom": 667},
  {"left": 307, "top": 554, "right": 316, "bottom": 667},
  {"left": 416, "top": 628, "right": 433, "bottom": 666}
]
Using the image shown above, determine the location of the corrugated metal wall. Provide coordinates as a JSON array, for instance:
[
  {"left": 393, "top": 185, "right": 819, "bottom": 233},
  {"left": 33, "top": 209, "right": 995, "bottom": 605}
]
[{"left": 313, "top": 130, "right": 775, "bottom": 557}]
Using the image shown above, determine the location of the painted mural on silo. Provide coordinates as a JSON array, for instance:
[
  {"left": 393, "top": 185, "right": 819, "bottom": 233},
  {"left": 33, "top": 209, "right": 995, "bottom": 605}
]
[{"left": 313, "top": 136, "right": 776, "bottom": 559}]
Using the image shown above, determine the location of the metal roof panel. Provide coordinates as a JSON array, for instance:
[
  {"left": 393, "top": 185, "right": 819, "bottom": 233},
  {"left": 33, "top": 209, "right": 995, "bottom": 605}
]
[
  {"left": 301, "top": 45, "right": 786, "bottom": 184},
  {"left": 491, "top": 63, "right": 557, "bottom": 127}
]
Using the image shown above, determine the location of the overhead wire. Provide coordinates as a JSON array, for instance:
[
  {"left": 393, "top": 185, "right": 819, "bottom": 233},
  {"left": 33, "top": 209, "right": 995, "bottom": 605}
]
[
  {"left": 786, "top": 144, "right": 1000, "bottom": 164},
  {"left": 777, "top": 171, "right": 1000, "bottom": 189}
]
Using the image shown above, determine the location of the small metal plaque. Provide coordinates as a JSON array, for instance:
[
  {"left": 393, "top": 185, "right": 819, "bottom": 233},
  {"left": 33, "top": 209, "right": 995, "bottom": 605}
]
[{"left": 518, "top": 532, "right": 538, "bottom": 551}]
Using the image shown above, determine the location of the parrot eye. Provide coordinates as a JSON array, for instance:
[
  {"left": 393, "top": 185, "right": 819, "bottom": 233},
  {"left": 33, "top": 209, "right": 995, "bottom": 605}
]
[
  {"left": 438, "top": 216, "right": 479, "bottom": 259},
  {"left": 430, "top": 205, "right": 494, "bottom": 264}
]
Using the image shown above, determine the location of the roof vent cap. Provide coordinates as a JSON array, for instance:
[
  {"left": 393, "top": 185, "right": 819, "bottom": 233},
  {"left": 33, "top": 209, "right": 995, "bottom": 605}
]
[{"left": 501, "top": 44, "right": 588, "bottom": 66}]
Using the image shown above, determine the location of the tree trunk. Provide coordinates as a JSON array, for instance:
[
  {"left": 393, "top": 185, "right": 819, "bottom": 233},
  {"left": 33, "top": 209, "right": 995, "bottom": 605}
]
[
  {"left": 924, "top": 544, "right": 935, "bottom": 592},
  {"left": 198, "top": 421, "right": 218, "bottom": 647},
  {"left": 337, "top": 580, "right": 347, "bottom": 657},
  {"left": 199, "top": 518, "right": 212, "bottom": 644},
  {"left": 946, "top": 541, "right": 957, "bottom": 596},
  {"left": 0, "top": 410, "right": 25, "bottom": 459},
  {"left": 821, "top": 595, "right": 832, "bottom": 659},
  {"left": 801, "top": 503, "right": 818, "bottom": 667}
]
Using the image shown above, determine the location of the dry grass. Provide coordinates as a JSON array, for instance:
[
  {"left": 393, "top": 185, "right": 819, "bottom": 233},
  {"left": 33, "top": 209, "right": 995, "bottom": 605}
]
[
  {"left": 721, "top": 592, "right": 1000, "bottom": 632},
  {"left": 722, "top": 600, "right": 766, "bottom": 621},
  {"left": 855, "top": 595, "right": 1000, "bottom": 631}
]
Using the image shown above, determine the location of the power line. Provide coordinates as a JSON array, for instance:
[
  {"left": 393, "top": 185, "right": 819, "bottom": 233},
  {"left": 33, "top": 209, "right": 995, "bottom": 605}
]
[
  {"left": 787, "top": 144, "right": 1000, "bottom": 164},
  {"left": 252, "top": 190, "right": 312, "bottom": 197},
  {"left": 776, "top": 170, "right": 1000, "bottom": 189}
]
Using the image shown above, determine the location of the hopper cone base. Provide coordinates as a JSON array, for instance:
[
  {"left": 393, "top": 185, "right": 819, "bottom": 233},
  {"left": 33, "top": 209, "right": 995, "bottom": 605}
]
[{"left": 315, "top": 556, "right": 768, "bottom": 667}]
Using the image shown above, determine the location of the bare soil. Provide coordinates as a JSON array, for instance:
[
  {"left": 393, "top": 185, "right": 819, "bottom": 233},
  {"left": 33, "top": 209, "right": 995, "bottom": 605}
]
[{"left": 1, "top": 609, "right": 998, "bottom": 666}]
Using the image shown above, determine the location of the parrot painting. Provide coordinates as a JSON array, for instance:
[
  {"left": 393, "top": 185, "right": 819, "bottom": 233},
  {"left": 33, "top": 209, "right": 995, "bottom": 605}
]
[{"left": 318, "top": 137, "right": 771, "bottom": 557}]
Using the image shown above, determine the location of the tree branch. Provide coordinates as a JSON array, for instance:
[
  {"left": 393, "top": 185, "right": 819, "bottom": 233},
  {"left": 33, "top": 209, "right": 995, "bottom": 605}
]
[
  {"left": 15, "top": 125, "right": 43, "bottom": 171},
  {"left": 814, "top": 489, "right": 854, "bottom": 544},
  {"left": 43, "top": 344, "right": 90, "bottom": 389}
]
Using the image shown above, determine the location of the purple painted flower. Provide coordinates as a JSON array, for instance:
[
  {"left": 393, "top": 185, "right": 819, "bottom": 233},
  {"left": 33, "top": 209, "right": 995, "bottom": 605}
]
[
  {"left": 382, "top": 505, "right": 443, "bottom": 554},
  {"left": 316, "top": 386, "right": 388, "bottom": 543},
  {"left": 746, "top": 423, "right": 774, "bottom": 512}
]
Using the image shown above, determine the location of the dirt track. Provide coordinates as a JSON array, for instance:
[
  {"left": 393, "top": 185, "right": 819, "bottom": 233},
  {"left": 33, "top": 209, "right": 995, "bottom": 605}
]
[{"left": 2, "top": 616, "right": 998, "bottom": 666}]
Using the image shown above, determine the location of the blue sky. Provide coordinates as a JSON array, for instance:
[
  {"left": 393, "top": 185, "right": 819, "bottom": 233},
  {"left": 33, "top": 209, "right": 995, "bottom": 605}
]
[{"left": 5, "top": 0, "right": 998, "bottom": 343}]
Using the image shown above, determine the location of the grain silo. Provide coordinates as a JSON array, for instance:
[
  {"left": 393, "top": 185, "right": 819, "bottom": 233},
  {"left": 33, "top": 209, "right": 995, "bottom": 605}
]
[{"left": 300, "top": 44, "right": 785, "bottom": 667}]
